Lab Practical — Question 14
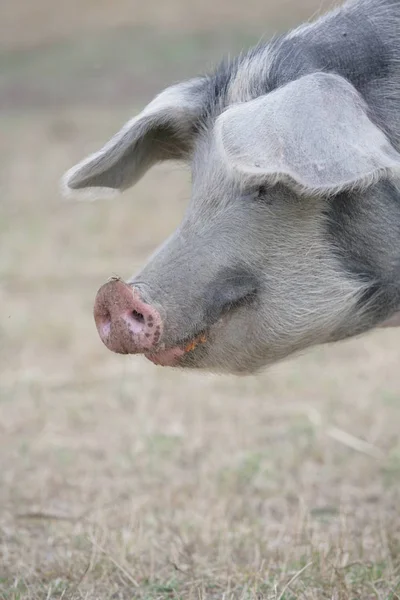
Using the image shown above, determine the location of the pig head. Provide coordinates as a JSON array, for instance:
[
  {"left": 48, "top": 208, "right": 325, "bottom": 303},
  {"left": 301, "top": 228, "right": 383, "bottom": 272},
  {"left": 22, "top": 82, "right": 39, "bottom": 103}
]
[{"left": 62, "top": 0, "right": 400, "bottom": 374}]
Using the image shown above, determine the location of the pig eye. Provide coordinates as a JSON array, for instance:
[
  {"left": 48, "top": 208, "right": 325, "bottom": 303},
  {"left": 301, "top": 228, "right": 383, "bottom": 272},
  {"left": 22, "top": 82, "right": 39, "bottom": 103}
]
[
  {"left": 255, "top": 185, "right": 269, "bottom": 202},
  {"left": 244, "top": 185, "right": 271, "bottom": 204}
]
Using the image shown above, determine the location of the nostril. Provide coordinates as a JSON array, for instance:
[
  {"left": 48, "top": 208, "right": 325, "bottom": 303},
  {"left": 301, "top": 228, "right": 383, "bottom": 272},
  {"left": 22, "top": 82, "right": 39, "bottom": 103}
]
[
  {"left": 132, "top": 309, "right": 145, "bottom": 324},
  {"left": 125, "top": 306, "right": 148, "bottom": 335}
]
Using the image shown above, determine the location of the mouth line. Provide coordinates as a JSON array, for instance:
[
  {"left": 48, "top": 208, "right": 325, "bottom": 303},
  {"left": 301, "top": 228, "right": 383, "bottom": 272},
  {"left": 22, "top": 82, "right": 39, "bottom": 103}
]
[
  {"left": 145, "top": 327, "right": 209, "bottom": 360},
  {"left": 142, "top": 318, "right": 220, "bottom": 366},
  {"left": 168, "top": 296, "right": 255, "bottom": 352},
  {"left": 143, "top": 293, "right": 258, "bottom": 366},
  {"left": 176, "top": 323, "right": 211, "bottom": 351}
]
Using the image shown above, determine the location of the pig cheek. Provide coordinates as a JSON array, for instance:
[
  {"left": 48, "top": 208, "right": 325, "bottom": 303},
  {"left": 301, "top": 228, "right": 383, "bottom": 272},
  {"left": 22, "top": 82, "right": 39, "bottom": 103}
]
[
  {"left": 187, "top": 333, "right": 234, "bottom": 371},
  {"left": 208, "top": 323, "right": 262, "bottom": 373}
]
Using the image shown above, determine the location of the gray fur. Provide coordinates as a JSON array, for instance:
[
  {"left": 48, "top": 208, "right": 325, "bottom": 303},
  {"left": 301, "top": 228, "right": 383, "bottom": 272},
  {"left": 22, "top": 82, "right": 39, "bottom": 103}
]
[
  {"left": 62, "top": 77, "right": 208, "bottom": 198},
  {"left": 62, "top": 0, "right": 400, "bottom": 374},
  {"left": 216, "top": 72, "right": 400, "bottom": 195}
]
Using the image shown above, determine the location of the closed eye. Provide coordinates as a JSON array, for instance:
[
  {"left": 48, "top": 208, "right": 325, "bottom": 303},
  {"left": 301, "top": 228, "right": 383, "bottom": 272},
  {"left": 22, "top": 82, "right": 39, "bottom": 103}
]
[
  {"left": 243, "top": 184, "right": 273, "bottom": 204},
  {"left": 255, "top": 185, "right": 269, "bottom": 202}
]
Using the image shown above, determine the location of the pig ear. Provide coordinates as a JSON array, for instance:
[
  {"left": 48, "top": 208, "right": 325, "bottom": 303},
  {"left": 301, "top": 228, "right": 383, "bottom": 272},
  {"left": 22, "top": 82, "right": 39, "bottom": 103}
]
[
  {"left": 61, "top": 78, "right": 207, "bottom": 199},
  {"left": 215, "top": 72, "right": 400, "bottom": 195}
]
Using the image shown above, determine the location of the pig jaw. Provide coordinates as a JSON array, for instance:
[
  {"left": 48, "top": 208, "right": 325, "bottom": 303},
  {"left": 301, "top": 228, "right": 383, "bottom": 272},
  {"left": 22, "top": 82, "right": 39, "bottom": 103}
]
[{"left": 144, "top": 332, "right": 208, "bottom": 366}]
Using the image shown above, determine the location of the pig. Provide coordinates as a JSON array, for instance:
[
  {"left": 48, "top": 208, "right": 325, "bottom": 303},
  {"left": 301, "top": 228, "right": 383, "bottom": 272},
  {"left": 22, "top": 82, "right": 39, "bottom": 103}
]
[{"left": 62, "top": 0, "right": 400, "bottom": 375}]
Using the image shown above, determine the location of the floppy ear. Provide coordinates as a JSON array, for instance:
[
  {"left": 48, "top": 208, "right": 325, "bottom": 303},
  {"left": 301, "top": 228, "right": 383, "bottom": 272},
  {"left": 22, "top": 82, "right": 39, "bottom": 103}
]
[
  {"left": 215, "top": 72, "right": 400, "bottom": 195},
  {"left": 62, "top": 77, "right": 207, "bottom": 199}
]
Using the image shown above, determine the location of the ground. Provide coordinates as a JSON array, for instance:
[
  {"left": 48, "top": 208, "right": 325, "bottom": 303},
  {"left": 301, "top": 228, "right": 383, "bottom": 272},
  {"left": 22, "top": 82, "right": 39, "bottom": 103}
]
[{"left": 1, "top": 1, "right": 400, "bottom": 598}]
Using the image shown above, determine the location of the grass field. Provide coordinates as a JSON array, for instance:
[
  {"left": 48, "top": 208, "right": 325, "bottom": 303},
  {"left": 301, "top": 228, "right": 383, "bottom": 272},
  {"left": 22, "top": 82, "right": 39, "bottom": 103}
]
[{"left": 2, "top": 1, "right": 400, "bottom": 598}]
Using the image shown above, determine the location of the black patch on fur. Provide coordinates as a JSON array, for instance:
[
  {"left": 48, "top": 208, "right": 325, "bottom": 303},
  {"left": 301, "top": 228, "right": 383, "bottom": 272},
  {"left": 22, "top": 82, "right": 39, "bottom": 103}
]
[
  {"left": 201, "top": 0, "right": 395, "bottom": 124},
  {"left": 325, "top": 181, "right": 400, "bottom": 324},
  {"left": 203, "top": 267, "right": 259, "bottom": 325},
  {"left": 267, "top": 11, "right": 391, "bottom": 92}
]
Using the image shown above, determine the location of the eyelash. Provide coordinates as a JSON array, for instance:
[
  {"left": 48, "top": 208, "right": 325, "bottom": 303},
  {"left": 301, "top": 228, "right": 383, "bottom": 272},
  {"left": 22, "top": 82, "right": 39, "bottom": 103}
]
[{"left": 255, "top": 185, "right": 268, "bottom": 202}]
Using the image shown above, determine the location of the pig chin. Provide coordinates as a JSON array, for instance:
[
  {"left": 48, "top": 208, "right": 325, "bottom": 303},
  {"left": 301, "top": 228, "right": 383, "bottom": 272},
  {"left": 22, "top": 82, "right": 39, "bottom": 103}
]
[
  {"left": 145, "top": 319, "right": 258, "bottom": 373},
  {"left": 144, "top": 332, "right": 209, "bottom": 367},
  {"left": 144, "top": 317, "right": 228, "bottom": 368}
]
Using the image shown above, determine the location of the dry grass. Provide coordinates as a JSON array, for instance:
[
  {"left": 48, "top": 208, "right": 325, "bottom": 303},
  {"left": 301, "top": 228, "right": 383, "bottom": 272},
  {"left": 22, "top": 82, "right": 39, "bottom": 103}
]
[
  {"left": 2, "top": 107, "right": 400, "bottom": 600},
  {"left": 2, "top": 2, "right": 400, "bottom": 598}
]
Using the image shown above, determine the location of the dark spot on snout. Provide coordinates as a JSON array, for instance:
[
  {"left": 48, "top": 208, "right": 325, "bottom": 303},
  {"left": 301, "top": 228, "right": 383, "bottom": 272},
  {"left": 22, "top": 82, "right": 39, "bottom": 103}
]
[{"left": 204, "top": 267, "right": 259, "bottom": 325}]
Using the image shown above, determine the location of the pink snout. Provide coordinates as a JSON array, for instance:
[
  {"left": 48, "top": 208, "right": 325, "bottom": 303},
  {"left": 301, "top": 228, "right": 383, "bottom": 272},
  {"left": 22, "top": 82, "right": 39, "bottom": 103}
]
[{"left": 93, "top": 279, "right": 163, "bottom": 354}]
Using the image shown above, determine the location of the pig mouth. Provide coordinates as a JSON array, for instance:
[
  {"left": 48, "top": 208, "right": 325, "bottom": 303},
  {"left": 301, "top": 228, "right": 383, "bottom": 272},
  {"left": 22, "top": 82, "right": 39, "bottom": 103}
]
[
  {"left": 144, "top": 329, "right": 210, "bottom": 367},
  {"left": 143, "top": 296, "right": 256, "bottom": 367}
]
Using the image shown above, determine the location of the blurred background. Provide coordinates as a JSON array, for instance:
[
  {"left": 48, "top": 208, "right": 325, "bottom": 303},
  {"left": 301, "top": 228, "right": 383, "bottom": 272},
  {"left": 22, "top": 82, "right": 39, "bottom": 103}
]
[{"left": 2, "top": 1, "right": 400, "bottom": 598}]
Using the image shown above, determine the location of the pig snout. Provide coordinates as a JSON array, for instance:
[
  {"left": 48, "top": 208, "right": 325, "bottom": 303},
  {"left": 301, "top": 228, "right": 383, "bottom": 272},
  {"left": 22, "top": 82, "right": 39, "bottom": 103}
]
[{"left": 93, "top": 279, "right": 163, "bottom": 354}]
